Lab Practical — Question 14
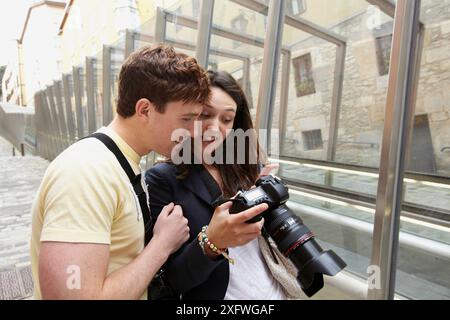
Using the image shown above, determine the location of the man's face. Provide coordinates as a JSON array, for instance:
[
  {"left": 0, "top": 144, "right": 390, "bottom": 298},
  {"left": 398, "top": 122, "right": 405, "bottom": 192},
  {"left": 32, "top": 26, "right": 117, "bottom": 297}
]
[{"left": 148, "top": 101, "right": 203, "bottom": 157}]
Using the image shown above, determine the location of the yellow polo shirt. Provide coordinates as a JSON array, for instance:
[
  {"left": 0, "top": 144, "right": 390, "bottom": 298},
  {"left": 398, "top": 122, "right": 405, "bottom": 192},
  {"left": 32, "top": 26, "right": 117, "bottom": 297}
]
[{"left": 30, "top": 126, "right": 147, "bottom": 299}]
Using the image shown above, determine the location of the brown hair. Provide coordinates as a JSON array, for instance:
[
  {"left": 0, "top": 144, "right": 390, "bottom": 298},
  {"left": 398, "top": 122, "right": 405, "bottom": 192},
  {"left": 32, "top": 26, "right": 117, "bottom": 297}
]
[
  {"left": 177, "top": 70, "right": 266, "bottom": 198},
  {"left": 117, "top": 45, "right": 210, "bottom": 117}
]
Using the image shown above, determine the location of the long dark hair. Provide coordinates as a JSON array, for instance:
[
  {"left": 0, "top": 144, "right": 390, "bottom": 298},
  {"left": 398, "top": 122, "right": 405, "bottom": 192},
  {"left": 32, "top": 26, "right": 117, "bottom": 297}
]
[{"left": 177, "top": 70, "right": 265, "bottom": 197}]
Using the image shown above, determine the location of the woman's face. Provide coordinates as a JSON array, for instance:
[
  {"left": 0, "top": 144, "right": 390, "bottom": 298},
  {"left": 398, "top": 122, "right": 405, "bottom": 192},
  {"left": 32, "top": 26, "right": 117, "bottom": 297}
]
[{"left": 200, "top": 86, "right": 237, "bottom": 153}]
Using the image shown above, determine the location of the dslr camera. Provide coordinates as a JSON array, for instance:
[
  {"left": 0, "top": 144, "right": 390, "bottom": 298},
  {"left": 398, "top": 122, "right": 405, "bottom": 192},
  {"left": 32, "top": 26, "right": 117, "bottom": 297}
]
[{"left": 229, "top": 175, "right": 346, "bottom": 297}]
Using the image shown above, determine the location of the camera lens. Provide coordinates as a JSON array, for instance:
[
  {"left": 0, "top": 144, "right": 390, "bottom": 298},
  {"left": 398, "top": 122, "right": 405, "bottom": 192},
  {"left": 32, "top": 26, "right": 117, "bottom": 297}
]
[
  {"left": 263, "top": 204, "right": 346, "bottom": 297},
  {"left": 264, "top": 205, "right": 314, "bottom": 258}
]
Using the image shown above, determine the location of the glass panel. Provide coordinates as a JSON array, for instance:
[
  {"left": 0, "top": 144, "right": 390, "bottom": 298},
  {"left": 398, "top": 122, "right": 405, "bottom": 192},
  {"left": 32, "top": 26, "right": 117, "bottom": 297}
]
[
  {"left": 55, "top": 80, "right": 69, "bottom": 147},
  {"left": 211, "top": 0, "right": 267, "bottom": 120},
  {"left": 93, "top": 54, "right": 103, "bottom": 130},
  {"left": 269, "top": 0, "right": 395, "bottom": 298},
  {"left": 396, "top": 0, "right": 450, "bottom": 300},
  {"left": 272, "top": 0, "right": 395, "bottom": 192},
  {"left": 78, "top": 66, "right": 89, "bottom": 137},
  {"left": 110, "top": 45, "right": 125, "bottom": 119},
  {"left": 133, "top": 32, "right": 155, "bottom": 51},
  {"left": 65, "top": 74, "right": 78, "bottom": 140}
]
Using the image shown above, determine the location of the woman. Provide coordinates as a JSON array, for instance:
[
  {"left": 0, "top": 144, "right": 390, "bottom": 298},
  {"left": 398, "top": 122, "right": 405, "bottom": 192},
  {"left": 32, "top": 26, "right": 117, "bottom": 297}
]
[{"left": 145, "top": 70, "right": 301, "bottom": 300}]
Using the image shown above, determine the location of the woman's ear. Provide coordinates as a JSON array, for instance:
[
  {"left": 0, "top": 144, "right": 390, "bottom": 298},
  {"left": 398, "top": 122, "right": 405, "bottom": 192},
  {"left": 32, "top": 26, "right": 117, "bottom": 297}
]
[{"left": 135, "top": 98, "right": 153, "bottom": 118}]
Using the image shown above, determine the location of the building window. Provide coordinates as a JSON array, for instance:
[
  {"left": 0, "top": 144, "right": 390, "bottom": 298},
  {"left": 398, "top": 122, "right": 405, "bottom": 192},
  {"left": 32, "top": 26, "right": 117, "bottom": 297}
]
[
  {"left": 192, "top": 0, "right": 200, "bottom": 17},
  {"left": 231, "top": 14, "right": 248, "bottom": 48},
  {"left": 293, "top": 53, "right": 316, "bottom": 97},
  {"left": 375, "top": 34, "right": 392, "bottom": 76},
  {"left": 302, "top": 129, "right": 323, "bottom": 150},
  {"left": 286, "top": 0, "right": 306, "bottom": 16}
]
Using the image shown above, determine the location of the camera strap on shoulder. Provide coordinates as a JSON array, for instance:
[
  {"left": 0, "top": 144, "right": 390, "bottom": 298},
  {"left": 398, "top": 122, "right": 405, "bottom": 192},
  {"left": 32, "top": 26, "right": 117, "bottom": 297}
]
[{"left": 84, "top": 132, "right": 153, "bottom": 245}]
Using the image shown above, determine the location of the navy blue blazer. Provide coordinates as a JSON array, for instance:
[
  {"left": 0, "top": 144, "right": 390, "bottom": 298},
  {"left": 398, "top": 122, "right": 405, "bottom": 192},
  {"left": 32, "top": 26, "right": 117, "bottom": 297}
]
[{"left": 145, "top": 163, "right": 229, "bottom": 300}]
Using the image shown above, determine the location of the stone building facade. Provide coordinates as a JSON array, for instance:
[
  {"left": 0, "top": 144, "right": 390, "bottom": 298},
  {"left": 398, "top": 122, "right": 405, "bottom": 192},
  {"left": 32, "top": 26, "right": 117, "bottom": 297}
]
[{"left": 276, "top": 0, "right": 450, "bottom": 176}]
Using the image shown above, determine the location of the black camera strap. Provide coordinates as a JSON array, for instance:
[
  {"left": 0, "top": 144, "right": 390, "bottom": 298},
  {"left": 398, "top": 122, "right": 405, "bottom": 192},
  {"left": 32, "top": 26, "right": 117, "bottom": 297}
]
[{"left": 84, "top": 132, "right": 153, "bottom": 245}]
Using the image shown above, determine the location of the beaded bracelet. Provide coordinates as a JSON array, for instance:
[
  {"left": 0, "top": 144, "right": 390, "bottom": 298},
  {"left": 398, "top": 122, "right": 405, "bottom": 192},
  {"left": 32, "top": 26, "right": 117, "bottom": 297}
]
[{"left": 198, "top": 225, "right": 235, "bottom": 265}]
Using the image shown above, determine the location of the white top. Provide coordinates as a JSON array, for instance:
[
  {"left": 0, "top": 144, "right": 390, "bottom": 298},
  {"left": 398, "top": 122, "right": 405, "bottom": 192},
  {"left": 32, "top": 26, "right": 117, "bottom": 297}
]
[{"left": 224, "top": 239, "right": 286, "bottom": 300}]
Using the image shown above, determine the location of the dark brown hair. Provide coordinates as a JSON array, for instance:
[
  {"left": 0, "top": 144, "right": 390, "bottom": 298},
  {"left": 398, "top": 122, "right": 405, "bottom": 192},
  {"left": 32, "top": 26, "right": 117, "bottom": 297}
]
[
  {"left": 117, "top": 45, "right": 210, "bottom": 117},
  {"left": 178, "top": 70, "right": 266, "bottom": 198}
]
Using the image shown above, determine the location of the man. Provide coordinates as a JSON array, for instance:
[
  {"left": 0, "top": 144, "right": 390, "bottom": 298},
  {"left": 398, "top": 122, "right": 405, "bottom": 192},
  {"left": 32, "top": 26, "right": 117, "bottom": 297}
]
[{"left": 29, "top": 45, "right": 211, "bottom": 299}]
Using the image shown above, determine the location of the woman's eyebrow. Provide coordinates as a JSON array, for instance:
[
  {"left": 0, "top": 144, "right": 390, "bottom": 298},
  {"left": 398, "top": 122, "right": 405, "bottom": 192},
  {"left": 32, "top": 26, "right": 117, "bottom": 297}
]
[
  {"left": 181, "top": 112, "right": 201, "bottom": 117},
  {"left": 204, "top": 104, "right": 236, "bottom": 112}
]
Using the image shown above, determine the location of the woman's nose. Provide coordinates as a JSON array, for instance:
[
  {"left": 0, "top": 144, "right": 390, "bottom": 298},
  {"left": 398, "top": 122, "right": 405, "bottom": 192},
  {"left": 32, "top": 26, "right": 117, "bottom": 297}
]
[{"left": 204, "top": 119, "right": 220, "bottom": 132}]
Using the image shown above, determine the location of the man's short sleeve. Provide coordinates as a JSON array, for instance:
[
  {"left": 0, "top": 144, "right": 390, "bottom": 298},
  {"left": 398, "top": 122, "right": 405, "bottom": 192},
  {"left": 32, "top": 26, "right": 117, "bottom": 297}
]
[{"left": 40, "top": 153, "right": 119, "bottom": 245}]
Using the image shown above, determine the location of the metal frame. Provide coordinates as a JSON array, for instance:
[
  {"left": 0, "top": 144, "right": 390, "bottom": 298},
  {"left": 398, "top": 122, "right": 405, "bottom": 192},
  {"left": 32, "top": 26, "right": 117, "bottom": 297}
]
[
  {"left": 241, "top": 58, "right": 252, "bottom": 108},
  {"left": 161, "top": 8, "right": 291, "bottom": 52},
  {"left": 54, "top": 80, "right": 69, "bottom": 149},
  {"left": 128, "top": 26, "right": 255, "bottom": 102},
  {"left": 125, "top": 29, "right": 135, "bottom": 58},
  {"left": 72, "top": 66, "right": 84, "bottom": 139},
  {"left": 276, "top": 50, "right": 291, "bottom": 155},
  {"left": 155, "top": 6, "right": 293, "bottom": 142},
  {"left": 367, "top": 0, "right": 396, "bottom": 18},
  {"left": 326, "top": 44, "right": 347, "bottom": 162},
  {"left": 154, "top": 8, "right": 167, "bottom": 43},
  {"left": 274, "top": 154, "right": 450, "bottom": 186},
  {"left": 34, "top": 92, "right": 48, "bottom": 159},
  {"left": 282, "top": 176, "right": 450, "bottom": 228},
  {"left": 369, "top": 0, "right": 422, "bottom": 300},
  {"left": 102, "top": 45, "right": 113, "bottom": 126},
  {"left": 42, "top": 89, "right": 56, "bottom": 158},
  {"left": 43, "top": 91, "right": 55, "bottom": 159},
  {"left": 45, "top": 85, "right": 63, "bottom": 154},
  {"left": 38, "top": 91, "right": 50, "bottom": 159},
  {"left": 195, "top": 0, "right": 215, "bottom": 68},
  {"left": 255, "top": 0, "right": 286, "bottom": 154},
  {"left": 85, "top": 57, "right": 97, "bottom": 134},
  {"left": 230, "top": 0, "right": 347, "bottom": 45},
  {"left": 287, "top": 201, "right": 450, "bottom": 266},
  {"left": 62, "top": 74, "right": 76, "bottom": 143},
  {"left": 231, "top": 0, "right": 347, "bottom": 161},
  {"left": 34, "top": 93, "right": 42, "bottom": 157},
  {"left": 126, "top": 29, "right": 253, "bottom": 75}
]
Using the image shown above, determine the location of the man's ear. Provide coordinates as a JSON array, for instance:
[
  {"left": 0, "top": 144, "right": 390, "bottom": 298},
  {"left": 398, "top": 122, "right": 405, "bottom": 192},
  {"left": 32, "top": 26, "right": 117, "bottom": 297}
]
[{"left": 135, "top": 98, "right": 154, "bottom": 118}]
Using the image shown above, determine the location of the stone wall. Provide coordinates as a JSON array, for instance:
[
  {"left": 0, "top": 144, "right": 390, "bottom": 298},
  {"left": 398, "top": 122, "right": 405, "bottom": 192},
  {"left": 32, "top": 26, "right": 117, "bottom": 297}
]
[{"left": 259, "top": 0, "right": 450, "bottom": 175}]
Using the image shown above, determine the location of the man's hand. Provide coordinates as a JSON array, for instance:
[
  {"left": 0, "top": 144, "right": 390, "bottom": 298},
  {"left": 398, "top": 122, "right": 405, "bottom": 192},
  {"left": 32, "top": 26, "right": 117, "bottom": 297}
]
[
  {"left": 205, "top": 201, "right": 268, "bottom": 250},
  {"left": 151, "top": 203, "right": 190, "bottom": 254},
  {"left": 39, "top": 203, "right": 190, "bottom": 300}
]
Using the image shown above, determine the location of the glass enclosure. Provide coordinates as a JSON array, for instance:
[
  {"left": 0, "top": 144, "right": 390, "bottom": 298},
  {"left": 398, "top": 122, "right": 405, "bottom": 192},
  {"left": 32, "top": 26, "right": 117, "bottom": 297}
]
[{"left": 30, "top": 0, "right": 449, "bottom": 300}]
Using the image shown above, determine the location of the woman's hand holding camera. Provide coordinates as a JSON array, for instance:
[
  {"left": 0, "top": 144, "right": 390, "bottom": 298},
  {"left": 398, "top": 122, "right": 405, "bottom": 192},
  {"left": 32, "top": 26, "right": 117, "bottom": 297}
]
[{"left": 205, "top": 201, "right": 268, "bottom": 254}]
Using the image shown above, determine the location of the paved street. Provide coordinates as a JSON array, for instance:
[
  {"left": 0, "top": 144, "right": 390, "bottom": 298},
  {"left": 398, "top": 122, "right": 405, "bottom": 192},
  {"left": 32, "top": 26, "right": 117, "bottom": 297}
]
[{"left": 0, "top": 136, "right": 49, "bottom": 299}]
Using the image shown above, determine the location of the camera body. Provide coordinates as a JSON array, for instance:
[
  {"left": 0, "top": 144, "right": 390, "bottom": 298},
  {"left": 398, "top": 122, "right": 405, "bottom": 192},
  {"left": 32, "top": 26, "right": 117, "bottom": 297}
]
[
  {"left": 229, "top": 175, "right": 289, "bottom": 222},
  {"left": 229, "top": 175, "right": 346, "bottom": 297}
]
